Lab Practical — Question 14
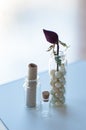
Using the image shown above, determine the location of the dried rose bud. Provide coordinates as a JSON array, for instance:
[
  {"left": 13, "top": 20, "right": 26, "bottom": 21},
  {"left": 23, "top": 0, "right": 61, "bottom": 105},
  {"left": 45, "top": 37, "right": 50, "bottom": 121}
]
[{"left": 43, "top": 29, "right": 58, "bottom": 44}]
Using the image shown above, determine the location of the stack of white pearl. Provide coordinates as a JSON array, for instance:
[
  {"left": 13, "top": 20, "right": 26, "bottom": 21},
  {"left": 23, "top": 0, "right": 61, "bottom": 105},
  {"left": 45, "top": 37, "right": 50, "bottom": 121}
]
[{"left": 50, "top": 64, "right": 66, "bottom": 106}]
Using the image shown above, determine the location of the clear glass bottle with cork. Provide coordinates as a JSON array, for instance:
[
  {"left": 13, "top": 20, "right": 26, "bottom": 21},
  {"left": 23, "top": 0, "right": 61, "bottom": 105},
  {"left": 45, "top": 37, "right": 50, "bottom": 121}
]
[
  {"left": 41, "top": 90, "right": 50, "bottom": 117},
  {"left": 24, "top": 63, "right": 41, "bottom": 109}
]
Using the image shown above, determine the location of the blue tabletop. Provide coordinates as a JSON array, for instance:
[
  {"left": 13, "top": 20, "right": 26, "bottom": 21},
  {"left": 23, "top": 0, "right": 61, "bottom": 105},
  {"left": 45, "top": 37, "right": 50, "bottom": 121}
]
[{"left": 0, "top": 61, "right": 86, "bottom": 130}]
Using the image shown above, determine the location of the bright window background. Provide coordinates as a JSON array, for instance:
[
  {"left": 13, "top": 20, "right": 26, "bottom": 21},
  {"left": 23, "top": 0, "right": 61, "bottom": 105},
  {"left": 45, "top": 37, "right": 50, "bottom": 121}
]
[{"left": 0, "top": 0, "right": 84, "bottom": 84}]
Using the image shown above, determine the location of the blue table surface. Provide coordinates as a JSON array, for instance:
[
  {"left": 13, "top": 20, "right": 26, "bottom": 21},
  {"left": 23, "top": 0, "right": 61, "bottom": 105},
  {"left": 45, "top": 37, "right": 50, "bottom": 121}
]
[{"left": 0, "top": 60, "right": 86, "bottom": 130}]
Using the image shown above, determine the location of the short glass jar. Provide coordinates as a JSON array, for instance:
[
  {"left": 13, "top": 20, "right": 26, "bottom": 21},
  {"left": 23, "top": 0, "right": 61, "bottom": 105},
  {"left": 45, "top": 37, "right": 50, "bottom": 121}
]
[
  {"left": 23, "top": 77, "right": 41, "bottom": 110},
  {"left": 49, "top": 51, "right": 67, "bottom": 106}
]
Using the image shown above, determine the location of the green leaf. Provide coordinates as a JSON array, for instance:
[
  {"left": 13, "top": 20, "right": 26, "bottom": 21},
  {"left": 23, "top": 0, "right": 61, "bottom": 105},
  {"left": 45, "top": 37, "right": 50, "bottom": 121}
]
[
  {"left": 55, "top": 55, "right": 61, "bottom": 66},
  {"left": 59, "top": 40, "right": 69, "bottom": 48},
  {"left": 55, "top": 55, "right": 60, "bottom": 61},
  {"left": 47, "top": 45, "right": 55, "bottom": 51},
  {"left": 57, "top": 59, "right": 61, "bottom": 66}
]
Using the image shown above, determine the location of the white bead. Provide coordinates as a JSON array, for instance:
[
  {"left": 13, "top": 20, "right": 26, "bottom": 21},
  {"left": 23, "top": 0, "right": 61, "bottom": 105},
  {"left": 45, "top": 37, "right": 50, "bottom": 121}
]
[
  {"left": 55, "top": 101, "right": 62, "bottom": 106},
  {"left": 52, "top": 77, "right": 57, "bottom": 82},
  {"left": 50, "top": 89, "right": 55, "bottom": 95},
  {"left": 55, "top": 92, "right": 64, "bottom": 98},
  {"left": 50, "top": 69, "right": 55, "bottom": 76},
  {"left": 55, "top": 82, "right": 62, "bottom": 88},
  {"left": 59, "top": 76, "right": 66, "bottom": 85},
  {"left": 59, "top": 87, "right": 65, "bottom": 94},
  {"left": 50, "top": 80, "right": 55, "bottom": 87},
  {"left": 55, "top": 71, "right": 62, "bottom": 79},
  {"left": 55, "top": 93, "right": 59, "bottom": 97},
  {"left": 51, "top": 97, "right": 57, "bottom": 104},
  {"left": 59, "top": 96, "right": 65, "bottom": 104}
]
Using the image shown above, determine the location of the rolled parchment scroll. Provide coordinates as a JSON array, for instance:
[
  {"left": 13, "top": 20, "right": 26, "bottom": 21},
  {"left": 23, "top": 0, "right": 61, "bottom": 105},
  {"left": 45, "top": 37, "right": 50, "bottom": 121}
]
[
  {"left": 28, "top": 63, "right": 37, "bottom": 80},
  {"left": 26, "top": 63, "right": 37, "bottom": 107}
]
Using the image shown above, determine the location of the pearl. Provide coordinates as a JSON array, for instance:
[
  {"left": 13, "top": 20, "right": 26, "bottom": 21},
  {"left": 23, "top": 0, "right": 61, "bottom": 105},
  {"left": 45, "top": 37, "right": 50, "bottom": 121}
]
[
  {"left": 55, "top": 92, "right": 63, "bottom": 98},
  {"left": 55, "top": 93, "right": 59, "bottom": 97},
  {"left": 50, "top": 96, "right": 57, "bottom": 104},
  {"left": 53, "top": 87, "right": 59, "bottom": 93},
  {"left": 50, "top": 89, "right": 55, "bottom": 95},
  {"left": 50, "top": 69, "right": 55, "bottom": 77},
  {"left": 59, "top": 76, "right": 66, "bottom": 85},
  {"left": 59, "top": 87, "right": 65, "bottom": 94},
  {"left": 55, "top": 71, "right": 62, "bottom": 79},
  {"left": 50, "top": 80, "right": 55, "bottom": 87},
  {"left": 55, "top": 101, "right": 62, "bottom": 106},
  {"left": 59, "top": 96, "right": 65, "bottom": 104},
  {"left": 55, "top": 82, "right": 62, "bottom": 88}
]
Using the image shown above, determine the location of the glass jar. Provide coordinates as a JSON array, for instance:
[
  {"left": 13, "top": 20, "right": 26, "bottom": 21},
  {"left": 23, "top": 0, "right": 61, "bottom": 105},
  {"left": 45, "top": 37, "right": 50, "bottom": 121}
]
[
  {"left": 49, "top": 51, "right": 67, "bottom": 106},
  {"left": 23, "top": 77, "right": 41, "bottom": 110},
  {"left": 41, "top": 91, "right": 50, "bottom": 118}
]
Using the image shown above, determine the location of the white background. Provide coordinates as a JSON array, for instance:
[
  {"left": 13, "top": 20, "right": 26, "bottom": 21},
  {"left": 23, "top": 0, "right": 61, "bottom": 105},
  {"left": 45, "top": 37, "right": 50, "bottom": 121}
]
[{"left": 0, "top": 0, "right": 85, "bottom": 84}]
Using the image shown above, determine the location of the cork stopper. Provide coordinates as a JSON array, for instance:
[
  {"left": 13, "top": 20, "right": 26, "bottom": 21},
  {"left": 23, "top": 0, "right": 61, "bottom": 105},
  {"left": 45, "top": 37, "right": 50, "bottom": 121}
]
[{"left": 42, "top": 91, "right": 50, "bottom": 102}]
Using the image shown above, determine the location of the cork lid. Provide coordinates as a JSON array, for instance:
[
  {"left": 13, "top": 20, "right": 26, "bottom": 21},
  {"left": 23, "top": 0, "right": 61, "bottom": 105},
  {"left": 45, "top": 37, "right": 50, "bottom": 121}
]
[
  {"left": 42, "top": 91, "right": 50, "bottom": 102},
  {"left": 28, "top": 63, "right": 37, "bottom": 68}
]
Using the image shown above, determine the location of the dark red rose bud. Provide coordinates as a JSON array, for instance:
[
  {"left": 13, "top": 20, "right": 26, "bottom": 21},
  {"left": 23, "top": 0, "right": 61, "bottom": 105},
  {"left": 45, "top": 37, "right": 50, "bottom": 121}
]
[{"left": 43, "top": 29, "right": 58, "bottom": 44}]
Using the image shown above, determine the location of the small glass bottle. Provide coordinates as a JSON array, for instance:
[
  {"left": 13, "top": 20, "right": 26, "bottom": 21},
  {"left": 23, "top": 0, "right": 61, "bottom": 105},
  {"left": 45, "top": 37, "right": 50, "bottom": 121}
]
[
  {"left": 49, "top": 51, "right": 67, "bottom": 106},
  {"left": 41, "top": 91, "right": 50, "bottom": 117}
]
